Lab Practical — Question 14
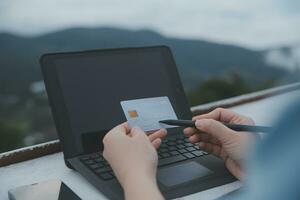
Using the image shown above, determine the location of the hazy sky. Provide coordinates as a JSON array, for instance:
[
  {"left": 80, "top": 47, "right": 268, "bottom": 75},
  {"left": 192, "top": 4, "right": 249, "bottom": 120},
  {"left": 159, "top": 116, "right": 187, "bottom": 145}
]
[{"left": 0, "top": 0, "right": 299, "bottom": 49}]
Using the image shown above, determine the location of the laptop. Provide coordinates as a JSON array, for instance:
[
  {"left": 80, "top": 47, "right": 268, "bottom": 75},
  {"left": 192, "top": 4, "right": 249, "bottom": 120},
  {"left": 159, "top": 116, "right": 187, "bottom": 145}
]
[{"left": 40, "top": 46, "right": 235, "bottom": 199}]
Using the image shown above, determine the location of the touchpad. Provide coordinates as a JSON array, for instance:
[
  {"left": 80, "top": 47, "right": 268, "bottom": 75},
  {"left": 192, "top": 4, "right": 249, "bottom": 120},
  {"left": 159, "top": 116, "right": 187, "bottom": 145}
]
[{"left": 158, "top": 161, "right": 213, "bottom": 187}]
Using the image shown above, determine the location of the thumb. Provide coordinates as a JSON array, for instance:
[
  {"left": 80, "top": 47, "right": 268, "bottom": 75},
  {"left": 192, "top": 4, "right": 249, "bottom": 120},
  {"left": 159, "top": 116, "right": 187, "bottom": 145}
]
[{"left": 195, "top": 119, "right": 234, "bottom": 143}]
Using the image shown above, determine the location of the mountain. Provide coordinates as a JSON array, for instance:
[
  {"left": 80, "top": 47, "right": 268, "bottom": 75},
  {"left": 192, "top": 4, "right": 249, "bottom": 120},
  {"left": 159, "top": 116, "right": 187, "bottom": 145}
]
[{"left": 0, "top": 27, "right": 294, "bottom": 95}]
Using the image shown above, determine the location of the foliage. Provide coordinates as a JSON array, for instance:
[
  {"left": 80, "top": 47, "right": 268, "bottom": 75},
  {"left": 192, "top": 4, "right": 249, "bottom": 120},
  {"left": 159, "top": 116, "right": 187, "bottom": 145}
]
[
  {"left": 0, "top": 119, "right": 27, "bottom": 152},
  {"left": 187, "top": 73, "right": 277, "bottom": 106}
]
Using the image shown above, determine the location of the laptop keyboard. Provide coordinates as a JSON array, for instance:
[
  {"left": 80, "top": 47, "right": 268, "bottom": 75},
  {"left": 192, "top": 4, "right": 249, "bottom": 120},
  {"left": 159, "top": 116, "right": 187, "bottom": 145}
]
[
  {"left": 157, "top": 135, "right": 208, "bottom": 167},
  {"left": 79, "top": 135, "right": 208, "bottom": 181}
]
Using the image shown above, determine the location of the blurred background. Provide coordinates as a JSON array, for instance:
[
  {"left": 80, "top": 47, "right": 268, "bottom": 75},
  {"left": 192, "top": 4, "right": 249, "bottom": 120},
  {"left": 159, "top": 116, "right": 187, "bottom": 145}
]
[{"left": 0, "top": 0, "right": 299, "bottom": 153}]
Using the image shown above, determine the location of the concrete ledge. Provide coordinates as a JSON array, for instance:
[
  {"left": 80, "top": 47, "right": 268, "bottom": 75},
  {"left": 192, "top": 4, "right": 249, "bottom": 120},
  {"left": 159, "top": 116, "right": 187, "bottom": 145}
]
[{"left": 0, "top": 140, "right": 61, "bottom": 167}]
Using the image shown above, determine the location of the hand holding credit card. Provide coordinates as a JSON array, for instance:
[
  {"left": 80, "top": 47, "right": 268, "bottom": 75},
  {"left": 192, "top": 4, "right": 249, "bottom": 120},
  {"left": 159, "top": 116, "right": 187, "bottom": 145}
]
[{"left": 120, "top": 96, "right": 178, "bottom": 132}]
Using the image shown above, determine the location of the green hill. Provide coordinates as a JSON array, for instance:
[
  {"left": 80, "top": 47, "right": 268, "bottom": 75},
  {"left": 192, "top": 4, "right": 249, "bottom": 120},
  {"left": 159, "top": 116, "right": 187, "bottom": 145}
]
[{"left": 0, "top": 27, "right": 290, "bottom": 95}]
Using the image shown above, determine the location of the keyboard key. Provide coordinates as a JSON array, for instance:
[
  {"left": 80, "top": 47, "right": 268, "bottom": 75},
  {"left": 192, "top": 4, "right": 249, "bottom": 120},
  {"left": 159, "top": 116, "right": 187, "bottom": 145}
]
[
  {"left": 167, "top": 141, "right": 176, "bottom": 146},
  {"left": 176, "top": 140, "right": 184, "bottom": 144},
  {"left": 98, "top": 162, "right": 105, "bottom": 168},
  {"left": 110, "top": 172, "right": 115, "bottom": 178},
  {"left": 178, "top": 149, "right": 188, "bottom": 154},
  {"left": 103, "top": 161, "right": 110, "bottom": 166},
  {"left": 84, "top": 160, "right": 95, "bottom": 165},
  {"left": 160, "top": 143, "right": 167, "bottom": 148},
  {"left": 159, "top": 148, "right": 168, "bottom": 153},
  {"left": 168, "top": 146, "right": 177, "bottom": 151},
  {"left": 184, "top": 143, "right": 193, "bottom": 147},
  {"left": 170, "top": 151, "right": 180, "bottom": 156},
  {"left": 79, "top": 153, "right": 114, "bottom": 181},
  {"left": 183, "top": 152, "right": 196, "bottom": 159},
  {"left": 177, "top": 144, "right": 185, "bottom": 149},
  {"left": 158, "top": 155, "right": 187, "bottom": 167},
  {"left": 99, "top": 172, "right": 113, "bottom": 180},
  {"left": 89, "top": 163, "right": 103, "bottom": 169},
  {"left": 168, "top": 138, "right": 176, "bottom": 141},
  {"left": 161, "top": 152, "right": 171, "bottom": 158},
  {"left": 90, "top": 153, "right": 100, "bottom": 159},
  {"left": 79, "top": 155, "right": 90, "bottom": 161},
  {"left": 191, "top": 150, "right": 204, "bottom": 157},
  {"left": 176, "top": 135, "right": 185, "bottom": 139},
  {"left": 94, "top": 158, "right": 104, "bottom": 163},
  {"left": 186, "top": 147, "right": 196, "bottom": 152},
  {"left": 94, "top": 166, "right": 111, "bottom": 174}
]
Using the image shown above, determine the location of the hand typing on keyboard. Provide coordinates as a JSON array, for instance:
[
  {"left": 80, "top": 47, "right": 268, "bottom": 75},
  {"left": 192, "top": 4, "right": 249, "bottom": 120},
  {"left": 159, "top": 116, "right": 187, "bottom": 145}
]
[
  {"left": 102, "top": 122, "right": 166, "bottom": 200},
  {"left": 184, "top": 108, "right": 256, "bottom": 181}
]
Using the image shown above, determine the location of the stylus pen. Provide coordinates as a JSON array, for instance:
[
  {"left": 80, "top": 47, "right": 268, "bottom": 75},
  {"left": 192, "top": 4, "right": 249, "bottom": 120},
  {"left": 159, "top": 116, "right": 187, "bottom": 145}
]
[{"left": 159, "top": 119, "right": 272, "bottom": 133}]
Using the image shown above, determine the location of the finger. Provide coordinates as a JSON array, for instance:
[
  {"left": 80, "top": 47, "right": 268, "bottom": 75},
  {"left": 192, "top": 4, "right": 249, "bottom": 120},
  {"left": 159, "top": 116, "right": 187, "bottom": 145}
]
[
  {"left": 189, "top": 133, "right": 211, "bottom": 143},
  {"left": 189, "top": 133, "right": 220, "bottom": 145},
  {"left": 219, "top": 148, "right": 229, "bottom": 161},
  {"left": 148, "top": 129, "right": 167, "bottom": 142},
  {"left": 205, "top": 132, "right": 221, "bottom": 144},
  {"left": 122, "top": 122, "right": 131, "bottom": 133},
  {"left": 102, "top": 149, "right": 108, "bottom": 160},
  {"left": 225, "top": 159, "right": 244, "bottom": 180},
  {"left": 131, "top": 126, "right": 146, "bottom": 137},
  {"left": 229, "top": 115, "right": 255, "bottom": 125},
  {"left": 198, "top": 142, "right": 213, "bottom": 153},
  {"left": 112, "top": 122, "right": 131, "bottom": 136},
  {"left": 193, "top": 108, "right": 241, "bottom": 123},
  {"left": 183, "top": 127, "right": 199, "bottom": 136},
  {"left": 189, "top": 134, "right": 201, "bottom": 143},
  {"left": 195, "top": 119, "right": 234, "bottom": 143},
  {"left": 151, "top": 138, "right": 162, "bottom": 149},
  {"left": 198, "top": 142, "right": 222, "bottom": 158},
  {"left": 103, "top": 123, "right": 129, "bottom": 144},
  {"left": 209, "top": 143, "right": 222, "bottom": 157},
  {"left": 198, "top": 142, "right": 229, "bottom": 162}
]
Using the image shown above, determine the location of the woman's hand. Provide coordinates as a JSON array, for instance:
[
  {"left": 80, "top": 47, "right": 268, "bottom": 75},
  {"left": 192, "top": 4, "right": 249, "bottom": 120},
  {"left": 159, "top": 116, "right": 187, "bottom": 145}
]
[
  {"left": 184, "top": 108, "right": 256, "bottom": 180},
  {"left": 103, "top": 123, "right": 166, "bottom": 200}
]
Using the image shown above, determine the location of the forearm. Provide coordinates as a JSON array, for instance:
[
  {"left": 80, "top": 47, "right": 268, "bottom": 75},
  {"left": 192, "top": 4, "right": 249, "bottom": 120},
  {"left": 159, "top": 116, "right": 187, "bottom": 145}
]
[{"left": 123, "top": 175, "right": 164, "bottom": 200}]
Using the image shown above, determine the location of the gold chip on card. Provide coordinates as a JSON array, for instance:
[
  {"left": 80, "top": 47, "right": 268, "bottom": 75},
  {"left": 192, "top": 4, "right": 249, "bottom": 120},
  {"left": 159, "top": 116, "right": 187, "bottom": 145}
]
[{"left": 128, "top": 110, "right": 138, "bottom": 118}]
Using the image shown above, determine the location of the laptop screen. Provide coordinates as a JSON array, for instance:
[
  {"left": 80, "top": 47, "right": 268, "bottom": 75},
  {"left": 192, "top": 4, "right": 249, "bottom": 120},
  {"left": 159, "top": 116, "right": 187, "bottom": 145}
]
[{"left": 43, "top": 47, "right": 192, "bottom": 157}]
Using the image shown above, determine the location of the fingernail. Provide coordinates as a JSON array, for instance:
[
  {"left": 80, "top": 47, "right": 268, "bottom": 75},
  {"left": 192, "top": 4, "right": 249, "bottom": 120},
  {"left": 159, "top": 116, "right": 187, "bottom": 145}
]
[
  {"left": 195, "top": 120, "right": 204, "bottom": 128},
  {"left": 161, "top": 128, "right": 167, "bottom": 133}
]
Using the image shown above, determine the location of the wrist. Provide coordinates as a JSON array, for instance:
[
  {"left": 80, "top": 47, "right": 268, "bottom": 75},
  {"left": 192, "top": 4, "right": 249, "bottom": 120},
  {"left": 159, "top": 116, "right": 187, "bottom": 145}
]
[
  {"left": 123, "top": 171, "right": 162, "bottom": 200},
  {"left": 123, "top": 169, "right": 157, "bottom": 189}
]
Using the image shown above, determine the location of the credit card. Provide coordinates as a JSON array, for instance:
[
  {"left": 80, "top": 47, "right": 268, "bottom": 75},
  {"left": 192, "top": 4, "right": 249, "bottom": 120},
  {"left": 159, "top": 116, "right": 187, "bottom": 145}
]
[{"left": 120, "top": 96, "right": 178, "bottom": 132}]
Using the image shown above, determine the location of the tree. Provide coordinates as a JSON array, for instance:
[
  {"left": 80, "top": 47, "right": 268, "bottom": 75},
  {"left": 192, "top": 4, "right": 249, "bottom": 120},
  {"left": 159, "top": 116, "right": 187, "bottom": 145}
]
[{"left": 187, "top": 73, "right": 252, "bottom": 106}]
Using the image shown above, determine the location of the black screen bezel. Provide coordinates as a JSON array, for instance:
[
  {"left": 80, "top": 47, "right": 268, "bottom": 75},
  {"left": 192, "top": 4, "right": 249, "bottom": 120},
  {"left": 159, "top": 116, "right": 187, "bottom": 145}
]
[{"left": 40, "top": 46, "right": 192, "bottom": 160}]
